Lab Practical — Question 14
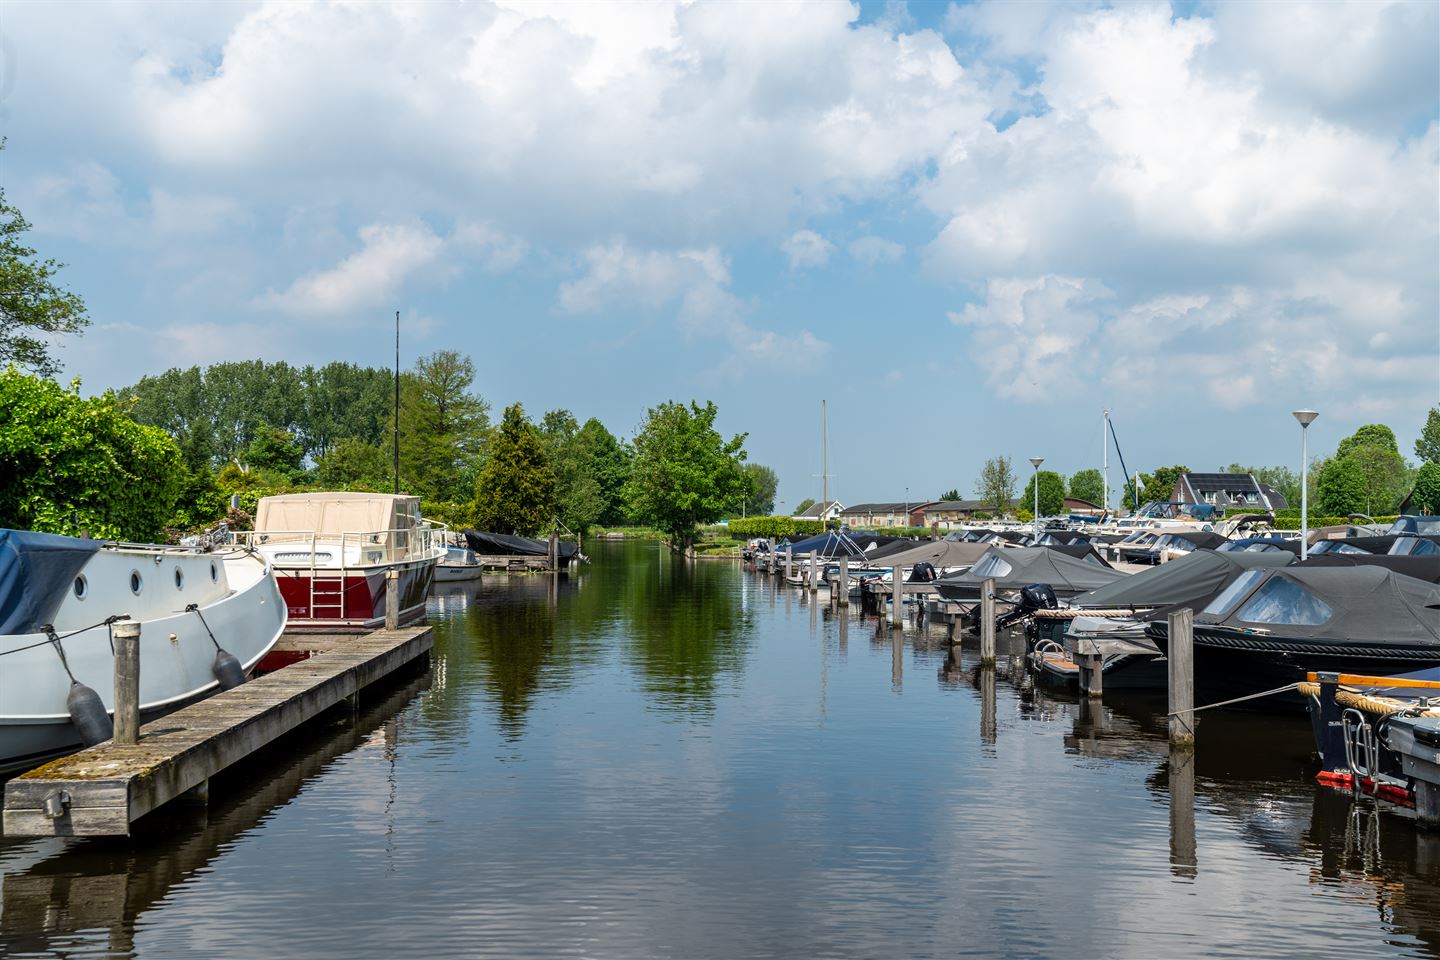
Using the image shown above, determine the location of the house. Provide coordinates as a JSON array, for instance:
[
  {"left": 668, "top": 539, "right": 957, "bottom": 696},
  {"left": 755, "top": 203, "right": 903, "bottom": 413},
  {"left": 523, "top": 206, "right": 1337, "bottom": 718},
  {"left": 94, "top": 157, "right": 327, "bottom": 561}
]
[
  {"left": 911, "top": 499, "right": 1018, "bottom": 528},
  {"left": 792, "top": 500, "right": 844, "bottom": 522},
  {"left": 838, "top": 501, "right": 937, "bottom": 528},
  {"left": 1063, "top": 497, "right": 1103, "bottom": 516},
  {"left": 1173, "top": 473, "right": 1287, "bottom": 512}
]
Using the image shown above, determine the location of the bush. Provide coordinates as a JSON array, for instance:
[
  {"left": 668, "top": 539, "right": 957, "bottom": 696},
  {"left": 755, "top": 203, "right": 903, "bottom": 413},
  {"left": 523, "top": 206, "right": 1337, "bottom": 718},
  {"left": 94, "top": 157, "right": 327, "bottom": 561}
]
[
  {"left": 1271, "top": 515, "right": 1398, "bottom": 530},
  {"left": 728, "top": 516, "right": 825, "bottom": 539}
]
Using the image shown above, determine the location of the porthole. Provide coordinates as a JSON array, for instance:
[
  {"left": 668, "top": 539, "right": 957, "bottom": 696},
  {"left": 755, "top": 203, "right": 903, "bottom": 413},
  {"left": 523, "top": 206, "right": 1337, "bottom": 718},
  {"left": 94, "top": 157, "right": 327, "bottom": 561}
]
[
  {"left": 130, "top": 570, "right": 143, "bottom": 595},
  {"left": 174, "top": 567, "right": 185, "bottom": 590},
  {"left": 74, "top": 575, "right": 88, "bottom": 600},
  {"left": 210, "top": 561, "right": 218, "bottom": 582}
]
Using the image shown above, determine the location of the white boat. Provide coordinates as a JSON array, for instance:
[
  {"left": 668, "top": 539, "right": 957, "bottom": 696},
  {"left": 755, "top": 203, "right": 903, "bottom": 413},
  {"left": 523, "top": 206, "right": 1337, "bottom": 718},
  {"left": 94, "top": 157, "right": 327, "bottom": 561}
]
[
  {"left": 434, "top": 546, "right": 483, "bottom": 583},
  {"left": 0, "top": 529, "right": 286, "bottom": 774},
  {"left": 235, "top": 492, "right": 446, "bottom": 631}
]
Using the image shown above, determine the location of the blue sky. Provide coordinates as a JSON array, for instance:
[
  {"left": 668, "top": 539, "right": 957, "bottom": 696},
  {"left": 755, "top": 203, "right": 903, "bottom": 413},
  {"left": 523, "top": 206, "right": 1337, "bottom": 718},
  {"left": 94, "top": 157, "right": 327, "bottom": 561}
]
[{"left": 3, "top": 0, "right": 1438, "bottom": 512}]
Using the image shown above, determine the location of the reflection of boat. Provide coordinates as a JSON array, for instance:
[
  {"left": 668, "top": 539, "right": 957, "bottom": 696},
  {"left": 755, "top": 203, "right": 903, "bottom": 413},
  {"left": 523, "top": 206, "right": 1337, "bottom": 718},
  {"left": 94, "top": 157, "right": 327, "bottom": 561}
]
[
  {"left": 0, "top": 530, "right": 285, "bottom": 774},
  {"left": 434, "top": 546, "right": 483, "bottom": 582},
  {"left": 237, "top": 493, "right": 445, "bottom": 631}
]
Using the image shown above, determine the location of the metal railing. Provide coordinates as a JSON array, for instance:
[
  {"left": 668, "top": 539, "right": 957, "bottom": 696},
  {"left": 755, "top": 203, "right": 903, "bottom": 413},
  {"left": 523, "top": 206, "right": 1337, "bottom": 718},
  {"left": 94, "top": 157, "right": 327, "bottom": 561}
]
[{"left": 232, "top": 520, "right": 448, "bottom": 569}]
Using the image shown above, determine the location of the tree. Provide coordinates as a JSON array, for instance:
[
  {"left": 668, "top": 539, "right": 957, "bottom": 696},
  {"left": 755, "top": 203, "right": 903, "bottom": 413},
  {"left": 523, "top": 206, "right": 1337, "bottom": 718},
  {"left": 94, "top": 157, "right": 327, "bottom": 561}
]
[
  {"left": 574, "top": 418, "right": 631, "bottom": 527},
  {"left": 0, "top": 150, "right": 90, "bottom": 377},
  {"left": 624, "top": 400, "right": 748, "bottom": 549},
  {"left": 240, "top": 426, "right": 305, "bottom": 477},
  {"left": 1333, "top": 423, "right": 1408, "bottom": 515},
  {"left": 975, "top": 456, "right": 1017, "bottom": 516},
  {"left": 1411, "top": 461, "right": 1440, "bottom": 515},
  {"left": 300, "top": 361, "right": 392, "bottom": 458},
  {"left": 939, "top": 487, "right": 961, "bottom": 501},
  {"left": 739, "top": 463, "right": 777, "bottom": 516},
  {"left": 794, "top": 498, "right": 817, "bottom": 515},
  {"left": 1068, "top": 469, "right": 1104, "bottom": 506},
  {"left": 1020, "top": 470, "right": 1066, "bottom": 517},
  {"left": 1316, "top": 456, "right": 1366, "bottom": 516},
  {"left": 315, "top": 438, "right": 390, "bottom": 489},
  {"left": 472, "top": 403, "right": 555, "bottom": 536},
  {"left": 1138, "top": 464, "right": 1189, "bottom": 505},
  {"left": 0, "top": 369, "right": 184, "bottom": 540},
  {"left": 396, "top": 350, "right": 490, "bottom": 502},
  {"left": 1417, "top": 407, "right": 1440, "bottom": 464}
]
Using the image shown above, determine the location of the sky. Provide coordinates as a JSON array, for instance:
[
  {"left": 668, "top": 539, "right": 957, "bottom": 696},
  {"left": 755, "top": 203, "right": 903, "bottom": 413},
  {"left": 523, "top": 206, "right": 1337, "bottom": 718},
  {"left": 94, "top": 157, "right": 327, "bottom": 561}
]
[{"left": 2, "top": 0, "right": 1438, "bottom": 512}]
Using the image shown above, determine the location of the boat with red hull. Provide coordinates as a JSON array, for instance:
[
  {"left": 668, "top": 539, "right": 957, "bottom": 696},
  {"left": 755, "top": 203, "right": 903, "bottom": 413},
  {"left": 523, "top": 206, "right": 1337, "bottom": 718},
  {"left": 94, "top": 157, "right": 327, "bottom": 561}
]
[{"left": 237, "top": 492, "right": 445, "bottom": 634}]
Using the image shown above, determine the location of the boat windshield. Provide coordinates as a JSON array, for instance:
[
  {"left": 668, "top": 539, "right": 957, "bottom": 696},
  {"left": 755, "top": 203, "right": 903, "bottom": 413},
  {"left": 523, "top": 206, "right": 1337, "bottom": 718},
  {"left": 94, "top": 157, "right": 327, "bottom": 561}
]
[
  {"left": 1235, "top": 575, "right": 1335, "bottom": 626},
  {"left": 1203, "top": 569, "right": 1267, "bottom": 617},
  {"left": 1310, "top": 540, "right": 1367, "bottom": 555},
  {"left": 1390, "top": 536, "right": 1439, "bottom": 556},
  {"left": 971, "top": 554, "right": 1014, "bottom": 579},
  {"left": 1389, "top": 516, "right": 1440, "bottom": 536}
]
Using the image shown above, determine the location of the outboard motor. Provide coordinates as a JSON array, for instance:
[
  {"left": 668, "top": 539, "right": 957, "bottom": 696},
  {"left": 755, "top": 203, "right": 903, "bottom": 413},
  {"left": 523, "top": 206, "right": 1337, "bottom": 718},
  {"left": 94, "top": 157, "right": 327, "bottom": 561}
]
[
  {"left": 997, "top": 582, "right": 1060, "bottom": 629},
  {"left": 908, "top": 561, "right": 938, "bottom": 583}
]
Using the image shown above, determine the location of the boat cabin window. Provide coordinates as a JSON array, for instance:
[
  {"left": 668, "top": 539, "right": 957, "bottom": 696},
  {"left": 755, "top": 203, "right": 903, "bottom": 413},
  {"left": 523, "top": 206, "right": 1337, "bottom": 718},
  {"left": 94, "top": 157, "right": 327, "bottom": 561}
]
[
  {"left": 1235, "top": 575, "right": 1334, "bottom": 626},
  {"left": 1390, "top": 537, "right": 1439, "bottom": 557},
  {"left": 1202, "top": 569, "right": 1267, "bottom": 617},
  {"left": 970, "top": 554, "right": 1013, "bottom": 579},
  {"left": 1389, "top": 516, "right": 1440, "bottom": 536},
  {"left": 1310, "top": 541, "right": 1366, "bottom": 556},
  {"left": 73, "top": 575, "right": 88, "bottom": 599},
  {"left": 129, "top": 570, "right": 143, "bottom": 595}
]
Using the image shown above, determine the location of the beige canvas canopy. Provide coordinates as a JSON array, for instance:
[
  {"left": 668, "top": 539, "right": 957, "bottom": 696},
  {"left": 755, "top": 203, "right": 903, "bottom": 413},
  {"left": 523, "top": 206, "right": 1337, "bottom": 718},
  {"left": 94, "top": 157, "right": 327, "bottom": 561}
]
[{"left": 255, "top": 492, "right": 421, "bottom": 536}]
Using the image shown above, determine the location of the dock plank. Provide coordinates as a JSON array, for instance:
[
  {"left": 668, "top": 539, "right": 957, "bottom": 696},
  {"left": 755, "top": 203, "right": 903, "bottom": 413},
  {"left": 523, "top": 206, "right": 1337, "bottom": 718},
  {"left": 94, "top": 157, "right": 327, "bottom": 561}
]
[{"left": 3, "top": 626, "right": 432, "bottom": 838}]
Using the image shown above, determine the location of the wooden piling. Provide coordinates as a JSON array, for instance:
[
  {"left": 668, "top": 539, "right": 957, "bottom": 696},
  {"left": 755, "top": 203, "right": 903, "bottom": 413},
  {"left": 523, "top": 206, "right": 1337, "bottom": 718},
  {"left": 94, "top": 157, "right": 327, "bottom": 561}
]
[
  {"left": 1078, "top": 643, "right": 1103, "bottom": 699},
  {"left": 385, "top": 569, "right": 401, "bottom": 630},
  {"left": 837, "top": 556, "right": 849, "bottom": 607},
  {"left": 785, "top": 545, "right": 793, "bottom": 581},
  {"left": 112, "top": 620, "right": 141, "bottom": 746},
  {"left": 890, "top": 565, "right": 903, "bottom": 627},
  {"left": 979, "top": 577, "right": 996, "bottom": 667},
  {"left": 1168, "top": 607, "right": 1196, "bottom": 747},
  {"left": 809, "top": 554, "right": 818, "bottom": 594}
]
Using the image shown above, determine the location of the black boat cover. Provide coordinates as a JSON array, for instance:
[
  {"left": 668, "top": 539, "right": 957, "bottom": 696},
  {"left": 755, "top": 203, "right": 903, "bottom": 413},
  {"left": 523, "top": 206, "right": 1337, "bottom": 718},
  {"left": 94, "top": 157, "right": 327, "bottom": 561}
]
[
  {"left": 937, "top": 546, "right": 1128, "bottom": 595},
  {"left": 1164, "top": 531, "right": 1230, "bottom": 550},
  {"left": 781, "top": 531, "right": 896, "bottom": 558},
  {"left": 0, "top": 529, "right": 102, "bottom": 634},
  {"left": 1190, "top": 566, "right": 1440, "bottom": 646},
  {"left": 1073, "top": 549, "right": 1293, "bottom": 610},
  {"left": 463, "top": 530, "right": 580, "bottom": 560},
  {"left": 1299, "top": 554, "right": 1440, "bottom": 583}
]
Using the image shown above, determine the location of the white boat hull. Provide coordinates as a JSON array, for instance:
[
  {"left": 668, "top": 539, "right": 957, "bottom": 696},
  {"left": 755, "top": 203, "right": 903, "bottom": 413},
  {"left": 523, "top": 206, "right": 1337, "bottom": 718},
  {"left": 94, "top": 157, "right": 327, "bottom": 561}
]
[{"left": 433, "top": 563, "right": 483, "bottom": 582}]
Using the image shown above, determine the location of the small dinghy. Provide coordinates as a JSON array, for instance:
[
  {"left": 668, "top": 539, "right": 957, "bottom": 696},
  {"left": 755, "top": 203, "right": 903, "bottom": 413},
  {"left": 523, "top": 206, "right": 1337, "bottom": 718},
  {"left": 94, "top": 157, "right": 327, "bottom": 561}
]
[{"left": 0, "top": 529, "right": 286, "bottom": 774}]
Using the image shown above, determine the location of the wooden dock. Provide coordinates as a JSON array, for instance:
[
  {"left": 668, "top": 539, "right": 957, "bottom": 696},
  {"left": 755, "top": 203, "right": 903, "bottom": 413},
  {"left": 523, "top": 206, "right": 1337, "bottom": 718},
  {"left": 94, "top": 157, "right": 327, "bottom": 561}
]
[{"left": 2, "top": 626, "right": 432, "bottom": 838}]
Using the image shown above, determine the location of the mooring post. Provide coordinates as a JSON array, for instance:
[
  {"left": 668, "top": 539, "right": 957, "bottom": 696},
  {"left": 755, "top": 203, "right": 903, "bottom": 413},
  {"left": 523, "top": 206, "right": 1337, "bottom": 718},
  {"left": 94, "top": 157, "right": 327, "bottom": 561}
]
[
  {"left": 809, "top": 554, "right": 818, "bottom": 594},
  {"left": 1168, "top": 607, "right": 1196, "bottom": 747},
  {"left": 1077, "top": 637, "right": 1103, "bottom": 699},
  {"left": 890, "top": 565, "right": 903, "bottom": 627},
  {"left": 837, "top": 556, "right": 849, "bottom": 607},
  {"left": 385, "top": 569, "right": 401, "bottom": 630},
  {"left": 113, "top": 620, "right": 142, "bottom": 746},
  {"left": 980, "top": 663, "right": 997, "bottom": 746},
  {"left": 548, "top": 532, "right": 559, "bottom": 571},
  {"left": 785, "top": 545, "right": 794, "bottom": 582},
  {"left": 980, "top": 577, "right": 997, "bottom": 667}
]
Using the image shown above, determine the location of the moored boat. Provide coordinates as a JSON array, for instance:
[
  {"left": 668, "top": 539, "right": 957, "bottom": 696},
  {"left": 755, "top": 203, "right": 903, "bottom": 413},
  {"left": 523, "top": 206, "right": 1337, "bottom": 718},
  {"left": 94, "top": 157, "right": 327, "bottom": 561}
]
[
  {"left": 0, "top": 529, "right": 286, "bottom": 774},
  {"left": 435, "top": 546, "right": 484, "bottom": 582}
]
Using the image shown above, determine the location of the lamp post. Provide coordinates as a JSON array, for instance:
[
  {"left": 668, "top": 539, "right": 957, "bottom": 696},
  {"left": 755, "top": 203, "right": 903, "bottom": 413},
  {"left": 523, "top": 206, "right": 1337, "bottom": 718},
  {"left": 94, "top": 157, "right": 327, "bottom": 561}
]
[
  {"left": 904, "top": 487, "right": 909, "bottom": 529},
  {"left": 1293, "top": 410, "right": 1318, "bottom": 560},
  {"left": 1029, "top": 457, "right": 1044, "bottom": 539}
]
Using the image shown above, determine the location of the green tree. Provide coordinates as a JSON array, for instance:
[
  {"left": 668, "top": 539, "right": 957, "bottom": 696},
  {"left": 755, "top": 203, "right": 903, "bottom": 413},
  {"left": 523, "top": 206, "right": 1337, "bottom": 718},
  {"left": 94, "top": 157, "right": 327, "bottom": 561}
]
[
  {"left": 1417, "top": 407, "right": 1440, "bottom": 464},
  {"left": 472, "top": 403, "right": 555, "bottom": 536},
  {"left": 939, "top": 487, "right": 961, "bottom": 501},
  {"left": 1138, "top": 464, "right": 1189, "bottom": 505},
  {"left": 975, "top": 455, "right": 1017, "bottom": 516},
  {"left": 1315, "top": 456, "right": 1367, "bottom": 516},
  {"left": 0, "top": 152, "right": 90, "bottom": 377},
  {"left": 240, "top": 426, "right": 305, "bottom": 477},
  {"left": 315, "top": 438, "right": 390, "bottom": 489},
  {"left": 300, "top": 361, "right": 392, "bottom": 458},
  {"left": 575, "top": 418, "right": 631, "bottom": 526},
  {"left": 1020, "top": 470, "right": 1066, "bottom": 517},
  {"left": 1411, "top": 461, "right": 1440, "bottom": 515},
  {"left": 793, "top": 497, "right": 817, "bottom": 515},
  {"left": 1068, "top": 468, "right": 1104, "bottom": 506},
  {"left": 739, "top": 463, "right": 777, "bottom": 516},
  {"left": 0, "top": 369, "right": 184, "bottom": 540},
  {"left": 1333, "top": 423, "right": 1409, "bottom": 514},
  {"left": 624, "top": 400, "right": 748, "bottom": 549},
  {"left": 396, "top": 350, "right": 490, "bottom": 502},
  {"left": 538, "top": 411, "right": 631, "bottom": 535}
]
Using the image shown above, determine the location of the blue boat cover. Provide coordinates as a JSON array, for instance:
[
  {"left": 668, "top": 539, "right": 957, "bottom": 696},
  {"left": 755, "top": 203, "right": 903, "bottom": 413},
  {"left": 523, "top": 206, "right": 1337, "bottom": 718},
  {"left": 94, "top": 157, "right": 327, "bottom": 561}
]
[{"left": 0, "top": 529, "right": 102, "bottom": 634}]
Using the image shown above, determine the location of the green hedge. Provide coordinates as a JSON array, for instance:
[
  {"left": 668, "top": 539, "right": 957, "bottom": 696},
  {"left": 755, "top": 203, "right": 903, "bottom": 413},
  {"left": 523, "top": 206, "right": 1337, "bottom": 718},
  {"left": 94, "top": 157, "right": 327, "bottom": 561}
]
[
  {"left": 728, "top": 516, "right": 825, "bottom": 539},
  {"left": 1271, "top": 515, "right": 1397, "bottom": 531}
]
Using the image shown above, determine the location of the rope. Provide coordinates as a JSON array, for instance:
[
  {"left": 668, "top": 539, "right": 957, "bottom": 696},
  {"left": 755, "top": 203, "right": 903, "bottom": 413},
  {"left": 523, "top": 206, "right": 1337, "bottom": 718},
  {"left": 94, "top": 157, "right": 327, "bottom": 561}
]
[
  {"left": 9, "top": 613, "right": 133, "bottom": 663},
  {"left": 1167, "top": 682, "right": 1300, "bottom": 717},
  {"left": 185, "top": 603, "right": 222, "bottom": 650}
]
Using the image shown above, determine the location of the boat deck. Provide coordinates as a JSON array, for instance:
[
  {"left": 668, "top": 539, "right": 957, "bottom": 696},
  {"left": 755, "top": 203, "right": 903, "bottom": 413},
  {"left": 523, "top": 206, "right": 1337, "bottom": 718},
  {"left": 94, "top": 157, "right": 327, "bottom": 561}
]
[{"left": 3, "top": 626, "right": 432, "bottom": 837}]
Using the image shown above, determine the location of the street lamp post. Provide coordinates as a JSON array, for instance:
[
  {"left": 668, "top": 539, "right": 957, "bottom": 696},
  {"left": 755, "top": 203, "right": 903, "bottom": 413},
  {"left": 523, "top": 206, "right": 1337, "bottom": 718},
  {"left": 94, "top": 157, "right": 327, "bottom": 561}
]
[
  {"left": 1293, "top": 410, "right": 1318, "bottom": 560},
  {"left": 1029, "top": 457, "right": 1044, "bottom": 539},
  {"left": 904, "top": 487, "right": 909, "bottom": 529}
]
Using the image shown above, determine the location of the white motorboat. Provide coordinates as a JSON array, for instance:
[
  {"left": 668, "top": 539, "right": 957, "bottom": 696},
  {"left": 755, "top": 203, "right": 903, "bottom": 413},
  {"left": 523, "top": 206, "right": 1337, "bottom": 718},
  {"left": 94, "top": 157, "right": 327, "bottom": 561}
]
[
  {"left": 434, "top": 546, "right": 483, "bottom": 583},
  {"left": 0, "top": 529, "right": 286, "bottom": 774},
  {"left": 235, "top": 492, "right": 446, "bottom": 631}
]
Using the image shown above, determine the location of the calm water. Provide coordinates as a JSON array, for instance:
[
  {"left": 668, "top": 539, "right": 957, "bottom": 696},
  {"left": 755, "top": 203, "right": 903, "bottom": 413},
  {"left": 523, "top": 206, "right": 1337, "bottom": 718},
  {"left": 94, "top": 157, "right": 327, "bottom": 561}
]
[{"left": 3, "top": 540, "right": 1439, "bottom": 958}]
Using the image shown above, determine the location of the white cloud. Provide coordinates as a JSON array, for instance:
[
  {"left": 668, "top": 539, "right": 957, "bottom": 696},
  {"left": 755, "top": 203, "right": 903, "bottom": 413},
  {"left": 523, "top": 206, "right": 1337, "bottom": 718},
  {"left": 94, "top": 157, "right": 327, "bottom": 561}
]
[
  {"left": 453, "top": 220, "right": 529, "bottom": 273},
  {"left": 150, "top": 189, "right": 245, "bottom": 235},
  {"left": 848, "top": 235, "right": 905, "bottom": 265},
  {"left": 259, "top": 222, "right": 443, "bottom": 315},
  {"left": 781, "top": 230, "right": 834, "bottom": 270}
]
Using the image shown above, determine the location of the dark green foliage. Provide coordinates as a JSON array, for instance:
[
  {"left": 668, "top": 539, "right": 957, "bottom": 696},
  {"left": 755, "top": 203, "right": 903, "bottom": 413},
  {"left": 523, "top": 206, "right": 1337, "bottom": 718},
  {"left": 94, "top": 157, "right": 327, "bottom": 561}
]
[
  {"left": 975, "top": 456, "right": 1016, "bottom": 516},
  {"left": 1316, "top": 455, "right": 1366, "bottom": 516},
  {"left": 1067, "top": 469, "right": 1104, "bottom": 506},
  {"left": 624, "top": 400, "right": 748, "bottom": 549},
  {"left": 0, "top": 369, "right": 184, "bottom": 540},
  {"left": 1417, "top": 407, "right": 1440, "bottom": 464},
  {"left": 1411, "top": 461, "right": 1440, "bottom": 515},
  {"left": 739, "top": 463, "right": 778, "bottom": 516},
  {"left": 315, "top": 438, "right": 390, "bottom": 489},
  {"left": 0, "top": 154, "right": 90, "bottom": 377},
  {"left": 793, "top": 497, "right": 817, "bottom": 515},
  {"left": 540, "top": 410, "right": 631, "bottom": 535},
  {"left": 1137, "top": 465, "right": 1189, "bottom": 505},
  {"left": 727, "top": 516, "right": 825, "bottom": 539},
  {"left": 472, "top": 403, "right": 555, "bottom": 536},
  {"left": 396, "top": 350, "right": 491, "bottom": 503},
  {"left": 939, "top": 487, "right": 961, "bottom": 501},
  {"left": 241, "top": 426, "right": 305, "bottom": 477},
  {"left": 1020, "top": 470, "right": 1066, "bottom": 517},
  {"left": 1330, "top": 423, "right": 1409, "bottom": 514}
]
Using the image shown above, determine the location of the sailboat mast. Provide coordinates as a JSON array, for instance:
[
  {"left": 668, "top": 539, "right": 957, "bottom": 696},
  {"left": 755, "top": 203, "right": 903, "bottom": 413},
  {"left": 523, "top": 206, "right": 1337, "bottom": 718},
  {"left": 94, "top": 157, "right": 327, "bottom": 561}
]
[
  {"left": 821, "top": 399, "right": 828, "bottom": 517},
  {"left": 1102, "top": 408, "right": 1109, "bottom": 516}
]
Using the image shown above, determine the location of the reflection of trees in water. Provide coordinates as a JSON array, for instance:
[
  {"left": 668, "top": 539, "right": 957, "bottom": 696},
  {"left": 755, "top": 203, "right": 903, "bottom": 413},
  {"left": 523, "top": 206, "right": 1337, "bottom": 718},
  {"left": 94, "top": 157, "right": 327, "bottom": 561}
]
[{"left": 616, "top": 547, "right": 752, "bottom": 716}]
